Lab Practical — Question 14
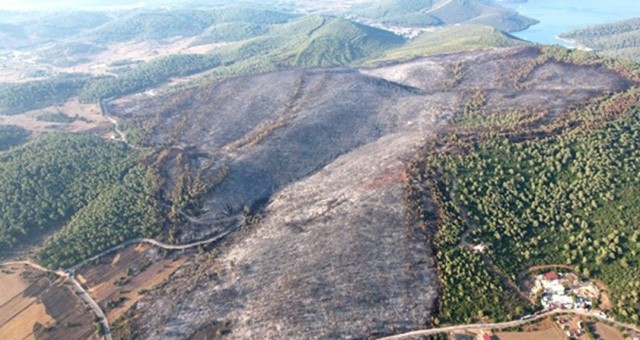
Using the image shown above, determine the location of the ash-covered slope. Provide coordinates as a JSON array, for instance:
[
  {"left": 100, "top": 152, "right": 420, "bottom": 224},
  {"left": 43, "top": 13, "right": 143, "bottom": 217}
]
[
  {"left": 111, "top": 46, "right": 629, "bottom": 339},
  {"left": 114, "top": 67, "right": 440, "bottom": 240}
]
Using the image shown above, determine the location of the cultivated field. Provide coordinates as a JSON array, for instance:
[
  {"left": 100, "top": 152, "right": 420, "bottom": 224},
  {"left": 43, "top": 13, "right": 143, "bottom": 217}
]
[
  {"left": 76, "top": 243, "right": 185, "bottom": 323},
  {"left": 495, "top": 327, "right": 565, "bottom": 340},
  {"left": 0, "top": 98, "right": 110, "bottom": 136},
  {"left": 594, "top": 322, "right": 625, "bottom": 340},
  {"left": 0, "top": 265, "right": 96, "bottom": 340}
]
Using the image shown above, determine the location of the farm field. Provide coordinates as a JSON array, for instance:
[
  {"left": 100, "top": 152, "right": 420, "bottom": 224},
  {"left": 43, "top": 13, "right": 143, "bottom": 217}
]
[
  {"left": 594, "top": 322, "right": 625, "bottom": 340},
  {"left": 0, "top": 98, "right": 109, "bottom": 136},
  {"left": 495, "top": 327, "right": 565, "bottom": 340},
  {"left": 76, "top": 243, "right": 185, "bottom": 323},
  {"left": 0, "top": 265, "right": 96, "bottom": 340}
]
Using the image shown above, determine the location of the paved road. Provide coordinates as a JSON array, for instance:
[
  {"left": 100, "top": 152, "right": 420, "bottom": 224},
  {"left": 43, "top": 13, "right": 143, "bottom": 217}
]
[
  {"left": 0, "top": 227, "right": 233, "bottom": 340},
  {"left": 68, "top": 228, "right": 233, "bottom": 272},
  {"left": 0, "top": 261, "right": 112, "bottom": 340},
  {"left": 0, "top": 98, "right": 237, "bottom": 339},
  {"left": 380, "top": 309, "right": 640, "bottom": 339},
  {"left": 65, "top": 272, "right": 113, "bottom": 340}
]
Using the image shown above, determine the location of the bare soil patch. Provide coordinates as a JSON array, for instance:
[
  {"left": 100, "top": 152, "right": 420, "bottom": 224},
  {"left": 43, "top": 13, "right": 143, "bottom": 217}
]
[
  {"left": 48, "top": 38, "right": 226, "bottom": 77},
  {"left": 594, "top": 322, "right": 625, "bottom": 340},
  {"left": 1, "top": 37, "right": 226, "bottom": 83},
  {"left": 0, "top": 97, "right": 110, "bottom": 137},
  {"left": 0, "top": 265, "right": 96, "bottom": 340},
  {"left": 495, "top": 326, "right": 565, "bottom": 340},
  {"left": 76, "top": 243, "right": 185, "bottom": 323}
]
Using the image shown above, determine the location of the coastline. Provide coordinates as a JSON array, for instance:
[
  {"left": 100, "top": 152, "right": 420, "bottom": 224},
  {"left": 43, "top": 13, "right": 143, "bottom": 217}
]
[{"left": 554, "top": 35, "right": 594, "bottom": 51}]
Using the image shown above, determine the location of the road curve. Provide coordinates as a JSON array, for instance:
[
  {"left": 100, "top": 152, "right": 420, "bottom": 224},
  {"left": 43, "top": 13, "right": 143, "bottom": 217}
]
[
  {"left": 379, "top": 309, "right": 640, "bottom": 339},
  {"left": 68, "top": 228, "right": 233, "bottom": 272},
  {"left": 1, "top": 228, "right": 233, "bottom": 340}
]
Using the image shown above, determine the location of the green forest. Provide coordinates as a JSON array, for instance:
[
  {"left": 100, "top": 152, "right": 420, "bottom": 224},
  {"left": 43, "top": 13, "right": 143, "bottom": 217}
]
[
  {"left": 0, "top": 134, "right": 133, "bottom": 248},
  {"left": 560, "top": 18, "right": 640, "bottom": 62},
  {"left": 0, "top": 75, "right": 89, "bottom": 115},
  {"left": 350, "top": 0, "right": 537, "bottom": 31},
  {"left": 36, "top": 112, "right": 79, "bottom": 123},
  {"left": 0, "top": 125, "right": 30, "bottom": 151},
  {"left": 35, "top": 165, "right": 163, "bottom": 269},
  {"left": 78, "top": 54, "right": 221, "bottom": 102},
  {"left": 0, "top": 133, "right": 163, "bottom": 268},
  {"left": 422, "top": 87, "right": 640, "bottom": 324}
]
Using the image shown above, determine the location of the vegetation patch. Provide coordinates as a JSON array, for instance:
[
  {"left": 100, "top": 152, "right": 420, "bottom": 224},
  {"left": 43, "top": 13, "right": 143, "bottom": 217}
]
[
  {"left": 79, "top": 54, "right": 221, "bottom": 102},
  {"left": 0, "top": 125, "right": 29, "bottom": 151},
  {"left": 350, "top": 0, "right": 538, "bottom": 31},
  {"left": 0, "top": 74, "right": 89, "bottom": 115},
  {"left": 560, "top": 17, "right": 640, "bottom": 63},
  {"left": 0, "top": 132, "right": 166, "bottom": 268},
  {"left": 420, "top": 87, "right": 640, "bottom": 324},
  {"left": 36, "top": 112, "right": 78, "bottom": 123}
]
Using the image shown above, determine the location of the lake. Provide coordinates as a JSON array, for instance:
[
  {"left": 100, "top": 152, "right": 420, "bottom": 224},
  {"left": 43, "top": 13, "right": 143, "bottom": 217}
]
[{"left": 501, "top": 0, "right": 640, "bottom": 46}]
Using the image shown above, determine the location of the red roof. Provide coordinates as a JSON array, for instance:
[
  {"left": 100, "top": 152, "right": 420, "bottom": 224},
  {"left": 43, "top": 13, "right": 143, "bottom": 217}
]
[
  {"left": 544, "top": 271, "right": 559, "bottom": 280},
  {"left": 483, "top": 334, "right": 492, "bottom": 340}
]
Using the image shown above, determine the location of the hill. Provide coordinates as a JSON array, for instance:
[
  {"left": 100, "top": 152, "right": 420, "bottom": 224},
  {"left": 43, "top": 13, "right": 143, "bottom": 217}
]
[
  {"left": 370, "top": 24, "right": 528, "bottom": 63},
  {"left": 85, "top": 6, "right": 295, "bottom": 43},
  {"left": 292, "top": 17, "right": 406, "bottom": 66},
  {"left": 191, "top": 22, "right": 272, "bottom": 44},
  {"left": 559, "top": 17, "right": 640, "bottom": 62},
  {"left": 0, "top": 11, "right": 110, "bottom": 49},
  {"left": 185, "top": 16, "right": 405, "bottom": 80},
  {"left": 78, "top": 54, "right": 221, "bottom": 102},
  {"left": 349, "top": 0, "right": 538, "bottom": 31},
  {"left": 106, "top": 46, "right": 635, "bottom": 338},
  {"left": 0, "top": 133, "right": 163, "bottom": 268}
]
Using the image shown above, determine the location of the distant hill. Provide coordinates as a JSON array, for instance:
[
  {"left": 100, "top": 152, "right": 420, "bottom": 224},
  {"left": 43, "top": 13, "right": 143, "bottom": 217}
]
[
  {"left": 349, "top": 0, "right": 538, "bottom": 32},
  {"left": 559, "top": 18, "right": 640, "bottom": 63},
  {"left": 85, "top": 6, "right": 295, "bottom": 43},
  {"left": 200, "top": 16, "right": 406, "bottom": 77},
  {"left": 293, "top": 17, "right": 406, "bottom": 67},
  {"left": 370, "top": 24, "right": 528, "bottom": 63},
  {"left": 191, "top": 22, "right": 272, "bottom": 44},
  {"left": 0, "top": 11, "right": 111, "bottom": 48}
]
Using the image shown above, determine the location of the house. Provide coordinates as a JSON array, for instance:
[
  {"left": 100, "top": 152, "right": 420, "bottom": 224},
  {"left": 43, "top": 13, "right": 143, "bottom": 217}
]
[{"left": 544, "top": 271, "right": 559, "bottom": 281}]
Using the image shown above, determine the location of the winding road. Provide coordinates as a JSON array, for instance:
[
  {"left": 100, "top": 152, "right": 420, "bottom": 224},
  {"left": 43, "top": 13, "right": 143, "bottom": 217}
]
[{"left": 0, "top": 227, "right": 233, "bottom": 340}]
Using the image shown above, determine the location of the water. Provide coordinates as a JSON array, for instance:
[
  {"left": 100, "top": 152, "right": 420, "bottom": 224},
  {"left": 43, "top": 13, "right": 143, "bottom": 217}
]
[{"left": 501, "top": 0, "right": 640, "bottom": 46}]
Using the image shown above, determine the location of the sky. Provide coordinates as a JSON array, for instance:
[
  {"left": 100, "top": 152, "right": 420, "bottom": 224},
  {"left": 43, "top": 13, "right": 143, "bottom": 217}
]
[{"left": 0, "top": 0, "right": 149, "bottom": 10}]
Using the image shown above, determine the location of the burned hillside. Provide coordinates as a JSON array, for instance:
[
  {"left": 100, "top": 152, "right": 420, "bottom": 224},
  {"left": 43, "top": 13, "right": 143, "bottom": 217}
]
[{"left": 107, "top": 46, "right": 631, "bottom": 338}]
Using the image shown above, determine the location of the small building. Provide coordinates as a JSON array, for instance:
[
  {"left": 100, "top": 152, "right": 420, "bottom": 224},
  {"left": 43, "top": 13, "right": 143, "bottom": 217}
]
[
  {"left": 472, "top": 243, "right": 488, "bottom": 253},
  {"left": 544, "top": 271, "right": 559, "bottom": 281}
]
